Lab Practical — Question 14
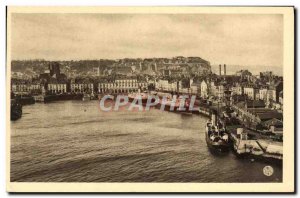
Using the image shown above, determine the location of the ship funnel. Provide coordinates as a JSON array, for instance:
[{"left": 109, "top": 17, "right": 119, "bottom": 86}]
[
  {"left": 224, "top": 64, "right": 226, "bottom": 76},
  {"left": 219, "top": 64, "right": 222, "bottom": 76}
]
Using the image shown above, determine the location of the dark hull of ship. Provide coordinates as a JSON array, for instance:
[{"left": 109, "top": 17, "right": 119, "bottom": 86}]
[
  {"left": 205, "top": 132, "right": 230, "bottom": 152},
  {"left": 11, "top": 102, "right": 22, "bottom": 121}
]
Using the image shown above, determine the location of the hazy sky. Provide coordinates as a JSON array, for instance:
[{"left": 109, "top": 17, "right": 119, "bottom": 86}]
[{"left": 11, "top": 13, "right": 283, "bottom": 67}]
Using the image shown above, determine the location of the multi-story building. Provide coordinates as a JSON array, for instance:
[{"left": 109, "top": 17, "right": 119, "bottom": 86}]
[
  {"left": 210, "top": 81, "right": 224, "bottom": 99},
  {"left": 156, "top": 80, "right": 169, "bottom": 91},
  {"left": 11, "top": 83, "right": 31, "bottom": 94},
  {"left": 11, "top": 78, "right": 43, "bottom": 95},
  {"left": 259, "top": 86, "right": 268, "bottom": 101},
  {"left": 156, "top": 79, "right": 197, "bottom": 94},
  {"left": 71, "top": 83, "right": 94, "bottom": 93},
  {"left": 47, "top": 83, "right": 67, "bottom": 93},
  {"left": 30, "top": 83, "right": 42, "bottom": 95},
  {"left": 98, "top": 79, "right": 147, "bottom": 93},
  {"left": 70, "top": 78, "right": 94, "bottom": 94},
  {"left": 98, "top": 82, "right": 114, "bottom": 93},
  {"left": 30, "top": 84, "right": 41, "bottom": 91},
  {"left": 244, "top": 85, "right": 259, "bottom": 100},
  {"left": 232, "top": 83, "right": 244, "bottom": 95}
]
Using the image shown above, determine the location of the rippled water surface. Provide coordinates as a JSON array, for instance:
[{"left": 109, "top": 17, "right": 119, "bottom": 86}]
[{"left": 11, "top": 100, "right": 282, "bottom": 182}]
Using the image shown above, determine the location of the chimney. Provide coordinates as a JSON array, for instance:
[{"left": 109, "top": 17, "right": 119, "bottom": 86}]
[
  {"left": 224, "top": 64, "right": 226, "bottom": 76},
  {"left": 219, "top": 64, "right": 222, "bottom": 76}
]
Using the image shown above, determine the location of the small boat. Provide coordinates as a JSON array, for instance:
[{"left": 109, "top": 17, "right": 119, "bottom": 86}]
[{"left": 205, "top": 120, "right": 230, "bottom": 152}]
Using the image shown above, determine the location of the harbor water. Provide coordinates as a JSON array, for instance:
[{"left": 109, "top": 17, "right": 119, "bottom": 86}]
[{"left": 11, "top": 100, "right": 282, "bottom": 182}]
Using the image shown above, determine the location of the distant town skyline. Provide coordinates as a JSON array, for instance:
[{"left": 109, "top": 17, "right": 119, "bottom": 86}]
[{"left": 11, "top": 13, "right": 283, "bottom": 71}]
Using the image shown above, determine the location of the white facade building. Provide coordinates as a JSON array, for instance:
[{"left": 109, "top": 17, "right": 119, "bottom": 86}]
[
  {"left": 71, "top": 83, "right": 94, "bottom": 93},
  {"left": 47, "top": 83, "right": 67, "bottom": 93},
  {"left": 98, "top": 79, "right": 147, "bottom": 93}
]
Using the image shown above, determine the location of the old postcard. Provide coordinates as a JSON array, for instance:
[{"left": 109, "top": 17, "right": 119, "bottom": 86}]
[{"left": 6, "top": 6, "right": 294, "bottom": 192}]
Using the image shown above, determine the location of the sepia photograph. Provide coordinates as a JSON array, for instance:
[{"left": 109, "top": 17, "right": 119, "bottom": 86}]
[{"left": 6, "top": 6, "right": 294, "bottom": 192}]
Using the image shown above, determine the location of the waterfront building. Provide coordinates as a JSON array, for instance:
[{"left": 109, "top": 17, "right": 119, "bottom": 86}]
[
  {"left": 11, "top": 83, "right": 31, "bottom": 94},
  {"left": 30, "top": 83, "right": 42, "bottom": 95},
  {"left": 11, "top": 77, "right": 43, "bottom": 95},
  {"left": 70, "top": 78, "right": 95, "bottom": 94},
  {"left": 98, "top": 78, "right": 147, "bottom": 93},
  {"left": 30, "top": 84, "right": 41, "bottom": 90},
  {"left": 71, "top": 83, "right": 94, "bottom": 94},
  {"left": 47, "top": 83, "right": 67, "bottom": 94}
]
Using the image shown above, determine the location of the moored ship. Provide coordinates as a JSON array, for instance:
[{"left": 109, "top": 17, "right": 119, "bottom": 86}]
[{"left": 205, "top": 114, "right": 230, "bottom": 152}]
